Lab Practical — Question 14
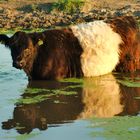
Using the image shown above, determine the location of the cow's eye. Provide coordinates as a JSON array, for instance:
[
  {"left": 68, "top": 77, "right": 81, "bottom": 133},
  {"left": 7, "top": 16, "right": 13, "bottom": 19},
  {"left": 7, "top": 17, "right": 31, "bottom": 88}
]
[
  {"left": 25, "top": 48, "right": 29, "bottom": 53},
  {"left": 24, "top": 48, "right": 30, "bottom": 56}
]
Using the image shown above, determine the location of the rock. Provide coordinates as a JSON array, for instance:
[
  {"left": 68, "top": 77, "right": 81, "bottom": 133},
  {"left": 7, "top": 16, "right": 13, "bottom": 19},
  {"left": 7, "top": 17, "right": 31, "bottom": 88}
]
[
  {"left": 83, "top": 15, "right": 94, "bottom": 22},
  {"left": 0, "top": 24, "right": 3, "bottom": 28},
  {"left": 0, "top": 7, "right": 4, "bottom": 13},
  {"left": 120, "top": 5, "right": 131, "bottom": 10},
  {"left": 133, "top": 11, "right": 140, "bottom": 17},
  {"left": 113, "top": 11, "right": 124, "bottom": 16}
]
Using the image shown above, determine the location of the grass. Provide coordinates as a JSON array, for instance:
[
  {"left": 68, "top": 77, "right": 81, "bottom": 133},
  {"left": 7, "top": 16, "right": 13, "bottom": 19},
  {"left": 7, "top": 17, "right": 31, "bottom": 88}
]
[
  {"left": 0, "top": 28, "right": 45, "bottom": 34},
  {"left": 53, "top": 0, "right": 85, "bottom": 13}
]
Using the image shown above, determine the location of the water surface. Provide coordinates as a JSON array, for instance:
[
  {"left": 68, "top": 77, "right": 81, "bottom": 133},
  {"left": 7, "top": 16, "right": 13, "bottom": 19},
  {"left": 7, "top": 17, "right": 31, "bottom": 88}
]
[{"left": 0, "top": 45, "right": 140, "bottom": 140}]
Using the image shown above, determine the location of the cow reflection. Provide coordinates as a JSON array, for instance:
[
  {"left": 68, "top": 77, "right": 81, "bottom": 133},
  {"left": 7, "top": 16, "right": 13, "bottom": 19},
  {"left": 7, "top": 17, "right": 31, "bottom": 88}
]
[
  {"left": 2, "top": 105, "right": 48, "bottom": 134},
  {"left": 2, "top": 81, "right": 84, "bottom": 134},
  {"left": 79, "top": 74, "right": 140, "bottom": 118},
  {"left": 2, "top": 74, "right": 140, "bottom": 134},
  {"left": 79, "top": 75, "right": 123, "bottom": 118},
  {"left": 119, "top": 85, "right": 140, "bottom": 116}
]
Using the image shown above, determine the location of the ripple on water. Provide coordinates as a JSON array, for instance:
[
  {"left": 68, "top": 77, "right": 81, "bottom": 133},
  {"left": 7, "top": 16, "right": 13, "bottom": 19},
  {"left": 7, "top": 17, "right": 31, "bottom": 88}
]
[{"left": 0, "top": 71, "right": 25, "bottom": 81}]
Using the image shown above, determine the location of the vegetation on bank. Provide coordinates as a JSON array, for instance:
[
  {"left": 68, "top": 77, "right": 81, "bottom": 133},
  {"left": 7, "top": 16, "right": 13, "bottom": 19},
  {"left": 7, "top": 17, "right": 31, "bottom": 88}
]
[
  {"left": 53, "top": 0, "right": 85, "bottom": 13},
  {"left": 0, "top": 28, "right": 46, "bottom": 34},
  {"left": 0, "top": 0, "right": 140, "bottom": 34},
  {"left": 16, "top": 0, "right": 85, "bottom": 13},
  {"left": 0, "top": 23, "right": 140, "bottom": 35}
]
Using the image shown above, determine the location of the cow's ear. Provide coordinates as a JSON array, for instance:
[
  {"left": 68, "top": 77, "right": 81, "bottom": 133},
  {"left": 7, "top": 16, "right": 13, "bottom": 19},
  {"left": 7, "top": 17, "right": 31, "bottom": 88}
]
[
  {"left": 0, "top": 34, "right": 10, "bottom": 47},
  {"left": 30, "top": 33, "right": 44, "bottom": 47}
]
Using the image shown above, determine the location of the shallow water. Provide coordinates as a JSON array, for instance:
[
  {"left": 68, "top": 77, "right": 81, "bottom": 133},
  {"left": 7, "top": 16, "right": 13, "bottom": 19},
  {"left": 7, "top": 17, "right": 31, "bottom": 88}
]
[{"left": 0, "top": 45, "right": 140, "bottom": 140}]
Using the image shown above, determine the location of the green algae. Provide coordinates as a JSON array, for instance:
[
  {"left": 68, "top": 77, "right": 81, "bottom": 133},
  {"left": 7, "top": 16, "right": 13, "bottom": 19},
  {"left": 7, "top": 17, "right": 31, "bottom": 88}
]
[{"left": 90, "top": 116, "right": 140, "bottom": 140}]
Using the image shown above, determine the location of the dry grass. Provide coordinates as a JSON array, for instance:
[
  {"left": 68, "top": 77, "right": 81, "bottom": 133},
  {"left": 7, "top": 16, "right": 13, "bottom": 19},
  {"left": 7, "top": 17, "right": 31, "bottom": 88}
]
[
  {"left": 82, "top": 0, "right": 139, "bottom": 12},
  {"left": 0, "top": 0, "right": 56, "bottom": 9},
  {"left": 82, "top": 0, "right": 139, "bottom": 11},
  {"left": 0, "top": 0, "right": 138, "bottom": 10}
]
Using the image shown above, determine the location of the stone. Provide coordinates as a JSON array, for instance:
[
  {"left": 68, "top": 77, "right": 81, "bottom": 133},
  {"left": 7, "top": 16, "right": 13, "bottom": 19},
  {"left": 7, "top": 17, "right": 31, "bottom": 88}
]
[{"left": 133, "top": 11, "right": 140, "bottom": 17}]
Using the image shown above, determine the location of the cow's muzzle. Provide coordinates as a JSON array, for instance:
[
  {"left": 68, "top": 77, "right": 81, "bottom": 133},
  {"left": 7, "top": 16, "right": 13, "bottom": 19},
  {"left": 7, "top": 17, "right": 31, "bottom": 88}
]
[{"left": 13, "top": 61, "right": 25, "bottom": 69}]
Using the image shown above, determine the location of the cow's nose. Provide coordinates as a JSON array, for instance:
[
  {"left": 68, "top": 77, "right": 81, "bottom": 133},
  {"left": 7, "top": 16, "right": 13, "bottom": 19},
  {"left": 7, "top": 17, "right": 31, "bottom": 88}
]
[
  {"left": 19, "top": 61, "right": 23, "bottom": 67},
  {"left": 13, "top": 61, "right": 23, "bottom": 69}
]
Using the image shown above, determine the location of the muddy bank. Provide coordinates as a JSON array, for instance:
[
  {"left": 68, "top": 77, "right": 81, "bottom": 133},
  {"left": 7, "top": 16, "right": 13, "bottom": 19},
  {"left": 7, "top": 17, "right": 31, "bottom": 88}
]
[{"left": 0, "top": 3, "right": 140, "bottom": 31}]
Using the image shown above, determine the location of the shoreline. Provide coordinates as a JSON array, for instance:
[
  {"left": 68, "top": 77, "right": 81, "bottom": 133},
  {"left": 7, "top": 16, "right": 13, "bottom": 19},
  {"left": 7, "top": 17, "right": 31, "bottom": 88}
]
[{"left": 0, "top": 1, "right": 140, "bottom": 34}]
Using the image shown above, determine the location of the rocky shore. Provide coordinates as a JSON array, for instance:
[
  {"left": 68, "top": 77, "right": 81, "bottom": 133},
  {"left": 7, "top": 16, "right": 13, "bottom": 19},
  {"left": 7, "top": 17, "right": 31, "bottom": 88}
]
[{"left": 0, "top": 3, "right": 140, "bottom": 31}]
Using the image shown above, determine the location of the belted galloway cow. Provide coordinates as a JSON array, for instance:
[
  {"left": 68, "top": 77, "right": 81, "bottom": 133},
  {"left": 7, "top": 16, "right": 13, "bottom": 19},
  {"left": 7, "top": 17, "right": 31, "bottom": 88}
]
[{"left": 0, "top": 16, "right": 140, "bottom": 80}]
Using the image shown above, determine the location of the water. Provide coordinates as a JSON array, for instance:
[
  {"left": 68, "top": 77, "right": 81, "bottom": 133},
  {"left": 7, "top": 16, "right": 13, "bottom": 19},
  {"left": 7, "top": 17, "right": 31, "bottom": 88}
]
[{"left": 0, "top": 44, "right": 140, "bottom": 140}]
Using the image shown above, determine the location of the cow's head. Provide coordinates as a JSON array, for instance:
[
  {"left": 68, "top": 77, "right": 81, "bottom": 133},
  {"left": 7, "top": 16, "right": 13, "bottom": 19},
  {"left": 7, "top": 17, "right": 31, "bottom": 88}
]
[{"left": 0, "top": 31, "right": 43, "bottom": 72}]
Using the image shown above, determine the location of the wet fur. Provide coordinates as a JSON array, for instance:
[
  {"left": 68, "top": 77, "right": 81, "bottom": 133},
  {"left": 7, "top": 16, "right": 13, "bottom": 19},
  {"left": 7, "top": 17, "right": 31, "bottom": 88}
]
[{"left": 107, "top": 16, "right": 140, "bottom": 72}]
